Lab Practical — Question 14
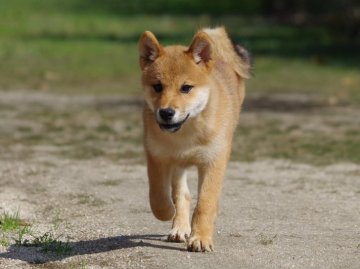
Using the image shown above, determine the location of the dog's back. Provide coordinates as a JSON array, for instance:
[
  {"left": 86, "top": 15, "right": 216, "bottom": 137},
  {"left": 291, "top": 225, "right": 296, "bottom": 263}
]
[
  {"left": 202, "top": 27, "right": 250, "bottom": 79},
  {"left": 199, "top": 27, "right": 250, "bottom": 130}
]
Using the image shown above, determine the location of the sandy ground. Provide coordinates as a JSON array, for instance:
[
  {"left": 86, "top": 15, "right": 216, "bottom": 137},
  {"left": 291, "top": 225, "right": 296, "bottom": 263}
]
[{"left": 0, "top": 91, "right": 359, "bottom": 269}]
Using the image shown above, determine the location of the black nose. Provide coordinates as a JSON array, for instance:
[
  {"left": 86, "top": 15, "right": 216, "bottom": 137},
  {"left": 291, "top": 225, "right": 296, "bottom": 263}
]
[{"left": 159, "top": 108, "right": 175, "bottom": 121}]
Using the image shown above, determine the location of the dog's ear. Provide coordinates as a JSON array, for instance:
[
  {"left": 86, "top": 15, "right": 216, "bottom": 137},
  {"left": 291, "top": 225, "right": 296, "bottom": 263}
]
[
  {"left": 234, "top": 44, "right": 251, "bottom": 67},
  {"left": 188, "top": 32, "right": 212, "bottom": 65},
  {"left": 139, "top": 31, "right": 163, "bottom": 70}
]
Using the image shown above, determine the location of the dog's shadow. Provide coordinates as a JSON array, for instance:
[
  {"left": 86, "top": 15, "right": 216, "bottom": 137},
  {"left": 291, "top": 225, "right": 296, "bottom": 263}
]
[{"left": 0, "top": 234, "right": 186, "bottom": 264}]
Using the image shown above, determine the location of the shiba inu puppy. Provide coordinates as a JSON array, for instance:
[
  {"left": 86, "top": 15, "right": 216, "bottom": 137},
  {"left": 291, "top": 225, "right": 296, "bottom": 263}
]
[{"left": 138, "top": 27, "right": 250, "bottom": 252}]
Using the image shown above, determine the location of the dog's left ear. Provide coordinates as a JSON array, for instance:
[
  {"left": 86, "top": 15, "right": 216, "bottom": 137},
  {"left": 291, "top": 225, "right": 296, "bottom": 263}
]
[
  {"left": 234, "top": 44, "right": 252, "bottom": 68},
  {"left": 139, "top": 31, "right": 163, "bottom": 70},
  {"left": 187, "top": 32, "right": 212, "bottom": 65}
]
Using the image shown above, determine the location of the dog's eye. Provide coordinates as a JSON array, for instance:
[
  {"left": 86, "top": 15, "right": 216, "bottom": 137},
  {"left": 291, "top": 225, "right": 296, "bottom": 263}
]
[
  {"left": 152, "top": 83, "right": 163, "bottom": 93},
  {"left": 180, "top": 84, "right": 193, "bottom": 94}
]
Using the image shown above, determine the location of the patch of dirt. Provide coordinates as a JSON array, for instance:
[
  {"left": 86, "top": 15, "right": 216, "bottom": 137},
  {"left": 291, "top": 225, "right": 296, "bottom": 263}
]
[
  {"left": 0, "top": 91, "right": 359, "bottom": 268},
  {"left": 0, "top": 158, "right": 359, "bottom": 268}
]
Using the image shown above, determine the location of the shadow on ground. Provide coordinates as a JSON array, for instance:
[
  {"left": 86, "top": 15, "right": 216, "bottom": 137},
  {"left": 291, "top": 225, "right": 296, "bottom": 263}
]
[{"left": 0, "top": 234, "right": 185, "bottom": 264}]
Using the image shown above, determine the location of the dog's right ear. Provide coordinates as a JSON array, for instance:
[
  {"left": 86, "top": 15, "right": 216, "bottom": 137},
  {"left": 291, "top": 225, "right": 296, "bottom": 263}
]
[{"left": 139, "top": 31, "right": 163, "bottom": 70}]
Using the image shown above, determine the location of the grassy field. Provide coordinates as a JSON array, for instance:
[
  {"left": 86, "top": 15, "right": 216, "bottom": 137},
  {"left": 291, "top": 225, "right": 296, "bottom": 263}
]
[{"left": 1, "top": 0, "right": 359, "bottom": 104}]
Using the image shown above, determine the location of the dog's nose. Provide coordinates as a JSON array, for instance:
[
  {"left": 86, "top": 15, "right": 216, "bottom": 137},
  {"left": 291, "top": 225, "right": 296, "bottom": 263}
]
[{"left": 159, "top": 108, "right": 175, "bottom": 121}]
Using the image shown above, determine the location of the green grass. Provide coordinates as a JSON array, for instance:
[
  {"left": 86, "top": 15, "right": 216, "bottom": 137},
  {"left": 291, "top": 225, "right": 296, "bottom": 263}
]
[
  {"left": 232, "top": 113, "right": 360, "bottom": 165},
  {"left": 1, "top": 105, "right": 143, "bottom": 162},
  {"left": 0, "top": 211, "right": 32, "bottom": 247},
  {"left": 20, "top": 232, "right": 72, "bottom": 255},
  {"left": 14, "top": 226, "right": 32, "bottom": 246},
  {"left": 0, "top": 211, "right": 72, "bottom": 255},
  {"left": 0, "top": 211, "right": 24, "bottom": 232},
  {"left": 0, "top": 1, "right": 359, "bottom": 104}
]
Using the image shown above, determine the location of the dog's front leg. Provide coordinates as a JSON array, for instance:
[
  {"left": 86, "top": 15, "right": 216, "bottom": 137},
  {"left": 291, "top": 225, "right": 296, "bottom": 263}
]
[
  {"left": 147, "top": 154, "right": 175, "bottom": 221},
  {"left": 187, "top": 154, "right": 228, "bottom": 252},
  {"left": 168, "top": 167, "right": 191, "bottom": 242}
]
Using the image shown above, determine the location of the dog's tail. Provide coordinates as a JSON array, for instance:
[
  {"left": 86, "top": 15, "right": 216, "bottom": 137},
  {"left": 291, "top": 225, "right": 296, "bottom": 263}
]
[{"left": 202, "top": 27, "right": 251, "bottom": 79}]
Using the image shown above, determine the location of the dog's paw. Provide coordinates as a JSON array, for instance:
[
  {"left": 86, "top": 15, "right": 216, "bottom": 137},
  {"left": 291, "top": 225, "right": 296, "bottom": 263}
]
[
  {"left": 168, "top": 225, "right": 191, "bottom": 242},
  {"left": 187, "top": 235, "right": 214, "bottom": 252}
]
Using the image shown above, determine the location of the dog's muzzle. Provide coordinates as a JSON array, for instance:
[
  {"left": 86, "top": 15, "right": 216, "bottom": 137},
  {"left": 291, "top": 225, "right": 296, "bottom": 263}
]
[{"left": 158, "top": 114, "right": 189, "bottom": 133}]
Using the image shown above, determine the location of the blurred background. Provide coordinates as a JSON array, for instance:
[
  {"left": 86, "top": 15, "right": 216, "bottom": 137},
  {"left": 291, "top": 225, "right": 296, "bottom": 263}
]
[
  {"left": 1, "top": 0, "right": 359, "bottom": 100},
  {"left": 0, "top": 0, "right": 359, "bottom": 164}
]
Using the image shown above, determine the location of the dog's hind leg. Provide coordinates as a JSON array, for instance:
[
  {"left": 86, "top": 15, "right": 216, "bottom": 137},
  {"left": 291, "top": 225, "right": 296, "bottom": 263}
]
[
  {"left": 147, "top": 154, "right": 175, "bottom": 221},
  {"left": 168, "top": 167, "right": 191, "bottom": 242}
]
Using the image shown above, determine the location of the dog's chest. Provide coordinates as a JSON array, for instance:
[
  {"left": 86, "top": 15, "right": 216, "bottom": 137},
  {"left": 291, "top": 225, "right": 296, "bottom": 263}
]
[{"left": 146, "top": 131, "right": 224, "bottom": 164}]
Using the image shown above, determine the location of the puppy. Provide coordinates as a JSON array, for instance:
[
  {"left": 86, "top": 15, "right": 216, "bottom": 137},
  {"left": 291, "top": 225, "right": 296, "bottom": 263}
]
[{"left": 138, "top": 27, "right": 250, "bottom": 252}]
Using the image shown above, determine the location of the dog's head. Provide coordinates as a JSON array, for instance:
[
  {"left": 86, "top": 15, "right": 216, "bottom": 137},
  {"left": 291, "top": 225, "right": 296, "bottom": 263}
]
[{"left": 138, "top": 31, "right": 213, "bottom": 133}]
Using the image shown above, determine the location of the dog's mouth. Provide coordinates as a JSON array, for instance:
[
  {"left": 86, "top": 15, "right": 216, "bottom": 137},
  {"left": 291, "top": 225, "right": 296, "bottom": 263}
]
[{"left": 158, "top": 114, "right": 189, "bottom": 133}]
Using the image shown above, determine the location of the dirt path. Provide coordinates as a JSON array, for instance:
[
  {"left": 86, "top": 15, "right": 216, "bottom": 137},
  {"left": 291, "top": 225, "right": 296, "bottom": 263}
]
[{"left": 0, "top": 91, "right": 359, "bottom": 268}]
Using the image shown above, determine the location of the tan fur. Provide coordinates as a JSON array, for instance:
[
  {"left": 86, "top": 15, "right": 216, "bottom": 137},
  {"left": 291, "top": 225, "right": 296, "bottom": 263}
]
[{"left": 139, "top": 27, "right": 250, "bottom": 252}]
